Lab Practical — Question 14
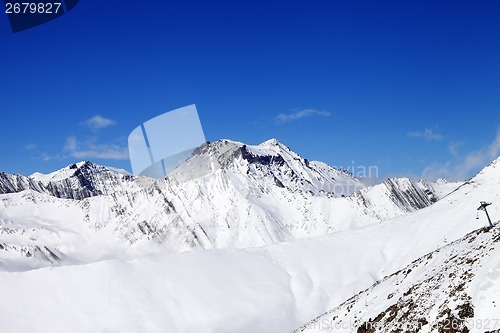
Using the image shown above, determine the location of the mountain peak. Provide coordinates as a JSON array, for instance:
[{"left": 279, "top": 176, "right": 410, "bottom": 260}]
[
  {"left": 70, "top": 161, "right": 92, "bottom": 169},
  {"left": 259, "top": 138, "right": 281, "bottom": 147},
  {"left": 31, "top": 161, "right": 105, "bottom": 185}
]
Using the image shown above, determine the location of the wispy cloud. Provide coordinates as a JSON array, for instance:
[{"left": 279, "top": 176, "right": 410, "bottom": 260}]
[
  {"left": 407, "top": 128, "right": 443, "bottom": 141},
  {"left": 275, "top": 108, "right": 330, "bottom": 124},
  {"left": 24, "top": 143, "right": 36, "bottom": 150},
  {"left": 64, "top": 136, "right": 77, "bottom": 151},
  {"left": 83, "top": 115, "right": 117, "bottom": 131},
  {"left": 421, "top": 127, "right": 500, "bottom": 181},
  {"left": 40, "top": 153, "right": 60, "bottom": 161},
  {"left": 453, "top": 129, "right": 500, "bottom": 179},
  {"left": 64, "top": 136, "right": 129, "bottom": 160},
  {"left": 448, "top": 141, "right": 463, "bottom": 157},
  {"left": 23, "top": 143, "right": 61, "bottom": 161}
]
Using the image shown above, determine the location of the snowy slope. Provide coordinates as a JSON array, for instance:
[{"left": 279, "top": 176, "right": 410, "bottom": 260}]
[
  {"left": 0, "top": 155, "right": 498, "bottom": 332},
  {"left": 290, "top": 157, "right": 500, "bottom": 333},
  {"left": 294, "top": 225, "right": 500, "bottom": 333}
]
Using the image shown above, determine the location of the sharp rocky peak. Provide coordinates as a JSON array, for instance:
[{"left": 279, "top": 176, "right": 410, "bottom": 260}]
[{"left": 187, "top": 138, "right": 306, "bottom": 171}]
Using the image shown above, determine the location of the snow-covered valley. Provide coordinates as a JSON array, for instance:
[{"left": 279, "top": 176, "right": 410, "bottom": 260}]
[{"left": 0, "top": 139, "right": 498, "bottom": 332}]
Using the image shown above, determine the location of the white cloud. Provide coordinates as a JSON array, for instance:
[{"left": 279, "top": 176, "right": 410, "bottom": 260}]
[
  {"left": 448, "top": 141, "right": 463, "bottom": 157},
  {"left": 407, "top": 128, "right": 443, "bottom": 141},
  {"left": 421, "top": 127, "right": 500, "bottom": 181},
  {"left": 64, "top": 136, "right": 128, "bottom": 160},
  {"left": 40, "top": 153, "right": 60, "bottom": 161},
  {"left": 83, "top": 115, "right": 117, "bottom": 131},
  {"left": 453, "top": 129, "right": 500, "bottom": 180},
  {"left": 275, "top": 108, "right": 330, "bottom": 124},
  {"left": 24, "top": 143, "right": 36, "bottom": 150},
  {"left": 420, "top": 162, "right": 453, "bottom": 181},
  {"left": 64, "top": 136, "right": 77, "bottom": 151}
]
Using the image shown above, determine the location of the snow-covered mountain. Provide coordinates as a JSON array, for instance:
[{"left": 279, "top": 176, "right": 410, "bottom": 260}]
[
  {"left": 170, "top": 139, "right": 364, "bottom": 197},
  {"left": 0, "top": 161, "right": 133, "bottom": 199},
  {"left": 0, "top": 139, "right": 447, "bottom": 269},
  {"left": 0, "top": 155, "right": 497, "bottom": 333},
  {"left": 0, "top": 141, "right": 498, "bottom": 333}
]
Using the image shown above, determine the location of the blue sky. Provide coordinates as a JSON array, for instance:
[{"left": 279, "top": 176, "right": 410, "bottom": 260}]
[{"left": 1, "top": 0, "right": 499, "bottom": 181}]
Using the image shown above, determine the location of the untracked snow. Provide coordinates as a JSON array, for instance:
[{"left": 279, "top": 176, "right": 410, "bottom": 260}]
[{"left": 0, "top": 141, "right": 498, "bottom": 333}]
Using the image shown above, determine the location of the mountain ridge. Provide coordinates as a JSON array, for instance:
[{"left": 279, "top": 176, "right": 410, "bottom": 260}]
[{"left": 0, "top": 139, "right": 463, "bottom": 270}]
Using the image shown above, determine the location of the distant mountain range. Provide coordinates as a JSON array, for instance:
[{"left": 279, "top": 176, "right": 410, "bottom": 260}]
[{"left": 0, "top": 139, "right": 460, "bottom": 269}]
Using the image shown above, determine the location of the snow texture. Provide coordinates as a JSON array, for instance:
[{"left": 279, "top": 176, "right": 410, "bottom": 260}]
[{"left": 0, "top": 140, "right": 498, "bottom": 333}]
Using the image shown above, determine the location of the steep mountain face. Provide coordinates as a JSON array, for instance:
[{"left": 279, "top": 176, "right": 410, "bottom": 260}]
[
  {"left": 0, "top": 172, "right": 45, "bottom": 194},
  {"left": 0, "top": 139, "right": 454, "bottom": 270},
  {"left": 351, "top": 177, "right": 434, "bottom": 222},
  {"left": 294, "top": 225, "right": 500, "bottom": 333},
  {"left": 170, "top": 139, "right": 365, "bottom": 197}
]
